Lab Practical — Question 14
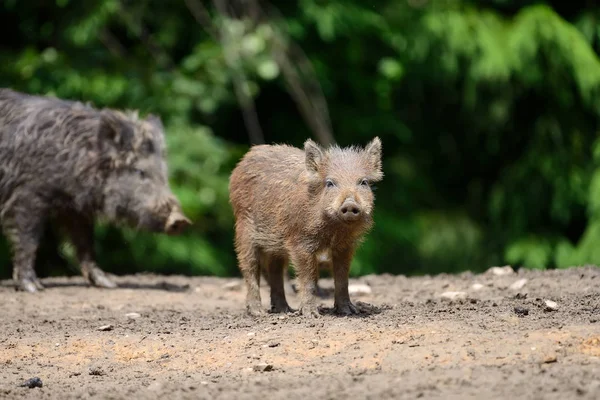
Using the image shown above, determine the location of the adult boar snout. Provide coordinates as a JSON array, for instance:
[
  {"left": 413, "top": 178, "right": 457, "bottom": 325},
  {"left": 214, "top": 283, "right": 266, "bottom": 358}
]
[{"left": 165, "top": 209, "right": 191, "bottom": 235}]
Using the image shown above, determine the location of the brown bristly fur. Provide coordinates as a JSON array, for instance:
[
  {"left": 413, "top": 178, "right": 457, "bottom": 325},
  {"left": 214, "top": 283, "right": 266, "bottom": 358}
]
[{"left": 229, "top": 137, "right": 383, "bottom": 317}]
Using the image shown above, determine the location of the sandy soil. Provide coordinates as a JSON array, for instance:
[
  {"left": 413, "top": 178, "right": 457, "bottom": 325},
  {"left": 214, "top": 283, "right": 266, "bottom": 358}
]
[{"left": 1, "top": 266, "right": 599, "bottom": 400}]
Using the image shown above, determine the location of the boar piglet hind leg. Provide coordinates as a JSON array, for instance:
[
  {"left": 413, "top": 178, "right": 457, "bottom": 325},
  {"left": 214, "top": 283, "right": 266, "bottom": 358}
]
[
  {"left": 235, "top": 226, "right": 266, "bottom": 316},
  {"left": 262, "top": 253, "right": 294, "bottom": 313}
]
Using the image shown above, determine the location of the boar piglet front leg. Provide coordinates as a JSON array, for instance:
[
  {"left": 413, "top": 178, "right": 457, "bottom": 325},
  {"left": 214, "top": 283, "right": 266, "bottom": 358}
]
[
  {"left": 290, "top": 248, "right": 321, "bottom": 317},
  {"left": 262, "top": 253, "right": 294, "bottom": 313},
  {"left": 62, "top": 214, "right": 117, "bottom": 289},
  {"left": 332, "top": 248, "right": 359, "bottom": 315}
]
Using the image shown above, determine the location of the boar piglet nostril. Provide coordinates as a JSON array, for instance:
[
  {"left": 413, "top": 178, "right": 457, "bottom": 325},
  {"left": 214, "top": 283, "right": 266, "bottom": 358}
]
[{"left": 341, "top": 205, "right": 360, "bottom": 215}]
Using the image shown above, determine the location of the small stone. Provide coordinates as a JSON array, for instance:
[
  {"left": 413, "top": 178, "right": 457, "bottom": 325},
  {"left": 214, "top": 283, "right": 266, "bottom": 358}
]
[
  {"left": 348, "top": 284, "right": 372, "bottom": 296},
  {"left": 247, "top": 332, "right": 256, "bottom": 337},
  {"left": 97, "top": 324, "right": 113, "bottom": 332},
  {"left": 488, "top": 266, "right": 514, "bottom": 276},
  {"left": 19, "top": 377, "right": 42, "bottom": 389},
  {"left": 440, "top": 291, "right": 467, "bottom": 301},
  {"left": 509, "top": 279, "right": 528, "bottom": 291},
  {"left": 221, "top": 281, "right": 242, "bottom": 291},
  {"left": 543, "top": 355, "right": 557, "bottom": 364},
  {"left": 544, "top": 300, "right": 558, "bottom": 312},
  {"left": 147, "top": 381, "right": 163, "bottom": 391},
  {"left": 125, "top": 313, "right": 141, "bottom": 319},
  {"left": 267, "top": 342, "right": 280, "bottom": 348},
  {"left": 471, "top": 283, "right": 484, "bottom": 291},
  {"left": 514, "top": 306, "right": 529, "bottom": 316},
  {"left": 253, "top": 363, "right": 274, "bottom": 372},
  {"left": 88, "top": 367, "right": 105, "bottom": 376},
  {"left": 200, "top": 381, "right": 209, "bottom": 385}
]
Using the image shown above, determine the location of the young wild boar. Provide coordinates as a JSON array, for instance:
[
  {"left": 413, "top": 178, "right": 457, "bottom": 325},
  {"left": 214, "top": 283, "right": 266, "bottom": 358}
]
[
  {"left": 0, "top": 89, "right": 191, "bottom": 292},
  {"left": 229, "top": 137, "right": 383, "bottom": 317}
]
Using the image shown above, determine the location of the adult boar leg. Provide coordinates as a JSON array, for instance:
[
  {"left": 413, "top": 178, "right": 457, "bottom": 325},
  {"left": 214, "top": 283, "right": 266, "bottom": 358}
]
[
  {"left": 62, "top": 215, "right": 116, "bottom": 289},
  {"left": 332, "top": 249, "right": 359, "bottom": 316},
  {"left": 3, "top": 201, "right": 46, "bottom": 292},
  {"left": 264, "top": 253, "right": 293, "bottom": 313}
]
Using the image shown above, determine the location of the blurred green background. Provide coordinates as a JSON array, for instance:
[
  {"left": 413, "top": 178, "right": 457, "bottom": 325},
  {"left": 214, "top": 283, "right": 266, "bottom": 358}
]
[{"left": 2, "top": 0, "right": 600, "bottom": 280}]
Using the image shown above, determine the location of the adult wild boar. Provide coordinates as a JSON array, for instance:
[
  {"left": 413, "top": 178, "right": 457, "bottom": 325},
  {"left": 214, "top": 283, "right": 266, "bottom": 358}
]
[
  {"left": 229, "top": 137, "right": 383, "bottom": 317},
  {"left": 0, "top": 89, "right": 191, "bottom": 292}
]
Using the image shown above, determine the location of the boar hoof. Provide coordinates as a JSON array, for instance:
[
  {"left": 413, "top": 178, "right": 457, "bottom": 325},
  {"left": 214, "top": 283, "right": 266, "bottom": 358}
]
[
  {"left": 333, "top": 301, "right": 359, "bottom": 316},
  {"left": 33, "top": 278, "right": 45, "bottom": 291},
  {"left": 269, "top": 303, "right": 295, "bottom": 314},
  {"left": 299, "top": 304, "right": 322, "bottom": 318},
  {"left": 246, "top": 304, "right": 266, "bottom": 317},
  {"left": 18, "top": 279, "right": 41, "bottom": 293},
  {"left": 88, "top": 269, "right": 117, "bottom": 289}
]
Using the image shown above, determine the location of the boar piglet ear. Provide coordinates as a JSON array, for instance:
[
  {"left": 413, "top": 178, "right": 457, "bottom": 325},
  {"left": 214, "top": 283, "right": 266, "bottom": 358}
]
[
  {"left": 304, "top": 139, "right": 324, "bottom": 175},
  {"left": 99, "top": 110, "right": 134, "bottom": 150},
  {"left": 364, "top": 137, "right": 383, "bottom": 181}
]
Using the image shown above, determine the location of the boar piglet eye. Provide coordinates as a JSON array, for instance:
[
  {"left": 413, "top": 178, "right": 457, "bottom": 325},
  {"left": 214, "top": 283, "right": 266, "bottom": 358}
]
[
  {"left": 325, "top": 179, "right": 336, "bottom": 188},
  {"left": 360, "top": 179, "right": 370, "bottom": 187}
]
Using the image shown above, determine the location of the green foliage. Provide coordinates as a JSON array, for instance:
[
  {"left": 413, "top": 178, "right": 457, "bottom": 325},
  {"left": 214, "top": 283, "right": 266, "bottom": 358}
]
[{"left": 2, "top": 0, "right": 600, "bottom": 279}]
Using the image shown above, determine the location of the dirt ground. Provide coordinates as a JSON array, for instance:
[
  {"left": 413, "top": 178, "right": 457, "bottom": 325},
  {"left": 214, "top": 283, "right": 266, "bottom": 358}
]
[{"left": 1, "top": 266, "right": 599, "bottom": 400}]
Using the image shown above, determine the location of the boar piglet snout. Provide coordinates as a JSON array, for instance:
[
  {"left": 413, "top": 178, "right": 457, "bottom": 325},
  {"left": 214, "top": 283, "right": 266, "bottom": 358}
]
[{"left": 339, "top": 198, "right": 362, "bottom": 222}]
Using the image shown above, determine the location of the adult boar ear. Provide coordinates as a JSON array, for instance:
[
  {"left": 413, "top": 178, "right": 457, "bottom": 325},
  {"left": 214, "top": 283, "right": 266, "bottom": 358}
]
[
  {"left": 100, "top": 110, "right": 134, "bottom": 150},
  {"left": 364, "top": 137, "right": 383, "bottom": 181},
  {"left": 145, "top": 114, "right": 164, "bottom": 131},
  {"left": 304, "top": 139, "right": 324, "bottom": 175}
]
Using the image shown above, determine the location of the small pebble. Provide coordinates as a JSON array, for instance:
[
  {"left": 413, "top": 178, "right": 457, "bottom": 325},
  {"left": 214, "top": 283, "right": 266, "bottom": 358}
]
[
  {"left": 440, "top": 291, "right": 467, "bottom": 301},
  {"left": 97, "top": 324, "right": 113, "bottom": 332},
  {"left": 543, "top": 355, "right": 557, "bottom": 364},
  {"left": 221, "top": 281, "right": 242, "bottom": 291},
  {"left": 125, "top": 313, "right": 141, "bottom": 319},
  {"left": 348, "top": 284, "right": 372, "bottom": 296},
  {"left": 488, "top": 266, "right": 514, "bottom": 276},
  {"left": 509, "top": 279, "right": 528, "bottom": 291},
  {"left": 19, "top": 377, "right": 42, "bottom": 389},
  {"left": 253, "top": 363, "right": 274, "bottom": 372},
  {"left": 514, "top": 306, "right": 529, "bottom": 316},
  {"left": 544, "top": 300, "right": 558, "bottom": 312},
  {"left": 88, "top": 367, "right": 105, "bottom": 376},
  {"left": 471, "top": 283, "right": 484, "bottom": 291}
]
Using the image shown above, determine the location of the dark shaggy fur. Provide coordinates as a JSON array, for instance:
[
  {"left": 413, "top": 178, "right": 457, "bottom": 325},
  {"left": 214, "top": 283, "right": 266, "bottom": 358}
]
[{"left": 0, "top": 89, "right": 190, "bottom": 292}]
